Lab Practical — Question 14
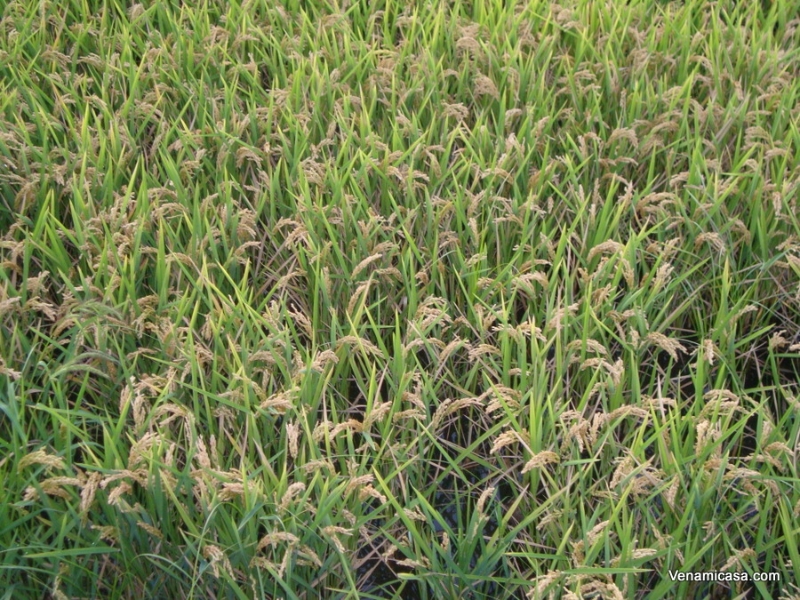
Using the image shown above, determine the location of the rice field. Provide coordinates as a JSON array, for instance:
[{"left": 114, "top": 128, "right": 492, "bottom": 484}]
[{"left": 1, "top": 0, "right": 800, "bottom": 598}]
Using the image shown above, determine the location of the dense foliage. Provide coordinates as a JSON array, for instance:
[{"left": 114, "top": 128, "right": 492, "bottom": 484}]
[{"left": 1, "top": 0, "right": 800, "bottom": 598}]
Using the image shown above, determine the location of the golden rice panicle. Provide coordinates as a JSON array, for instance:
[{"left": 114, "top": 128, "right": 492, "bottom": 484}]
[
  {"left": 490, "top": 430, "right": 521, "bottom": 454},
  {"left": 664, "top": 476, "right": 681, "bottom": 510},
  {"left": 18, "top": 449, "right": 66, "bottom": 472},
  {"left": 79, "top": 471, "right": 103, "bottom": 521},
  {"left": 485, "top": 385, "right": 522, "bottom": 415},
  {"left": 545, "top": 303, "right": 579, "bottom": 334},
  {"left": 476, "top": 486, "right": 495, "bottom": 517},
  {"left": 203, "top": 545, "right": 234, "bottom": 579},
  {"left": 351, "top": 252, "right": 384, "bottom": 279},
  {"left": 473, "top": 74, "right": 499, "bottom": 100},
  {"left": 301, "top": 458, "right": 335, "bottom": 475},
  {"left": 521, "top": 450, "right": 560, "bottom": 474},
  {"left": 694, "top": 419, "right": 721, "bottom": 456},
  {"left": 286, "top": 422, "right": 300, "bottom": 459},
  {"left": 278, "top": 482, "right": 306, "bottom": 511},
  {"left": 432, "top": 397, "right": 484, "bottom": 430},
  {"left": 394, "top": 556, "right": 431, "bottom": 569},
  {"left": 404, "top": 507, "right": 426, "bottom": 521},
  {"left": 345, "top": 474, "right": 374, "bottom": 496},
  {"left": 587, "top": 239, "right": 624, "bottom": 262},
  {"left": 527, "top": 570, "right": 562, "bottom": 599},
  {"left": 645, "top": 332, "right": 687, "bottom": 362},
  {"left": 701, "top": 338, "right": 717, "bottom": 365},
  {"left": 257, "top": 531, "right": 300, "bottom": 551},
  {"left": 24, "top": 477, "right": 83, "bottom": 502},
  {"left": 321, "top": 526, "right": 352, "bottom": 553},
  {"left": 364, "top": 401, "right": 393, "bottom": 428},
  {"left": 440, "top": 531, "right": 450, "bottom": 553},
  {"left": 721, "top": 548, "right": 757, "bottom": 573},
  {"left": 358, "top": 485, "right": 387, "bottom": 503}
]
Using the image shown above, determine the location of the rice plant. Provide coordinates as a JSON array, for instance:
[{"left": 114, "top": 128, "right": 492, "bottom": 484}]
[{"left": 1, "top": 0, "right": 800, "bottom": 598}]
